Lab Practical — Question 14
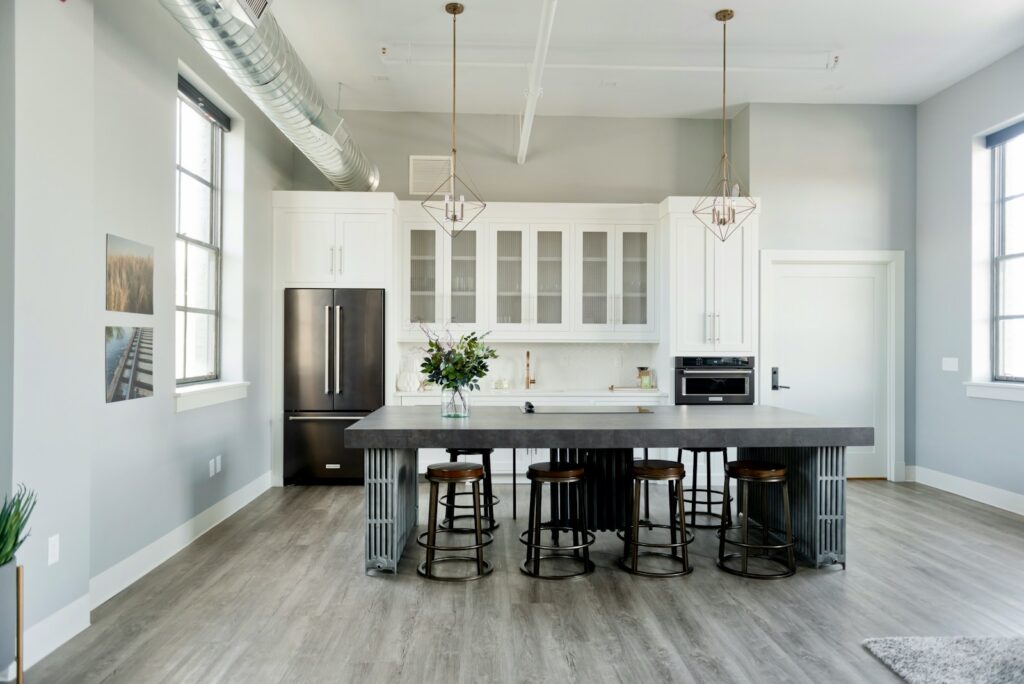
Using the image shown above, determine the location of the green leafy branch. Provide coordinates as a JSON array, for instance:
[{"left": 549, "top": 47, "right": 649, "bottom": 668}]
[
  {"left": 419, "top": 327, "right": 498, "bottom": 392},
  {"left": 0, "top": 484, "right": 36, "bottom": 567}
]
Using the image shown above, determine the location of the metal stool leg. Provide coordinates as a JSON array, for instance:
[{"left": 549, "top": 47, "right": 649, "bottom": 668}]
[
  {"left": 482, "top": 451, "right": 497, "bottom": 529},
  {"left": 668, "top": 478, "right": 678, "bottom": 557},
  {"left": 532, "top": 482, "right": 543, "bottom": 577},
  {"left": 783, "top": 480, "right": 796, "bottom": 572},
  {"left": 690, "top": 449, "right": 699, "bottom": 527},
  {"left": 740, "top": 479, "right": 750, "bottom": 575},
  {"left": 578, "top": 480, "right": 591, "bottom": 567},
  {"left": 704, "top": 451, "right": 714, "bottom": 516},
  {"left": 512, "top": 448, "right": 517, "bottom": 520},
  {"left": 630, "top": 479, "right": 642, "bottom": 571},
  {"left": 569, "top": 479, "right": 580, "bottom": 559},
  {"left": 526, "top": 480, "right": 539, "bottom": 568},
  {"left": 718, "top": 474, "right": 729, "bottom": 563},
  {"left": 677, "top": 478, "right": 690, "bottom": 571},
  {"left": 425, "top": 481, "right": 439, "bottom": 575},
  {"left": 471, "top": 481, "right": 484, "bottom": 576},
  {"left": 444, "top": 453, "right": 457, "bottom": 527}
]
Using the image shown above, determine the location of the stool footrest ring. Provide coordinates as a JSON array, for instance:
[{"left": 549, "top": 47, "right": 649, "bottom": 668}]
[
  {"left": 417, "top": 557, "right": 493, "bottom": 582},
  {"left": 417, "top": 529, "right": 494, "bottom": 552}
]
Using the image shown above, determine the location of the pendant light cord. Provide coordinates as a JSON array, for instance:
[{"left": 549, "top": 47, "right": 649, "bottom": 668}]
[
  {"left": 721, "top": 18, "right": 728, "bottom": 187},
  {"left": 451, "top": 9, "right": 457, "bottom": 185}
]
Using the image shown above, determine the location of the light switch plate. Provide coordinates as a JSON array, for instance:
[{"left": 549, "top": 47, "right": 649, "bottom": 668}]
[
  {"left": 48, "top": 535, "right": 59, "bottom": 565},
  {"left": 209, "top": 459, "right": 216, "bottom": 477},
  {"left": 215, "top": 455, "right": 222, "bottom": 473},
  {"left": 942, "top": 357, "right": 959, "bottom": 372}
]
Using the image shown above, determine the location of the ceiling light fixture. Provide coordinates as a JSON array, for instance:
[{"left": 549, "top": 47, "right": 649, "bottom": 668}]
[
  {"left": 693, "top": 9, "right": 756, "bottom": 242},
  {"left": 421, "top": 2, "right": 485, "bottom": 238}
]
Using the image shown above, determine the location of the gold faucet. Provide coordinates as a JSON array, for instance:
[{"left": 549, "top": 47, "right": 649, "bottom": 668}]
[{"left": 525, "top": 350, "right": 536, "bottom": 389}]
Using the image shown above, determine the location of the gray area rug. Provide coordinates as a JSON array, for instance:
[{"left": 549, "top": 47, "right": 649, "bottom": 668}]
[{"left": 864, "top": 637, "right": 1024, "bottom": 683}]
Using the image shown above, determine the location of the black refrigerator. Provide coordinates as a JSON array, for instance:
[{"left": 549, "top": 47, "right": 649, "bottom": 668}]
[{"left": 283, "top": 288, "right": 384, "bottom": 485}]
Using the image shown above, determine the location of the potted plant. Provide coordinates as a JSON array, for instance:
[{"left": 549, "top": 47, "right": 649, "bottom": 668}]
[
  {"left": 420, "top": 330, "right": 497, "bottom": 418},
  {"left": 0, "top": 485, "right": 35, "bottom": 676}
]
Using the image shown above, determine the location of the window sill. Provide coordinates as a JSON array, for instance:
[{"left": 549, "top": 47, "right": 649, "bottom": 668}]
[
  {"left": 964, "top": 381, "right": 1024, "bottom": 403},
  {"left": 175, "top": 380, "right": 250, "bottom": 413}
]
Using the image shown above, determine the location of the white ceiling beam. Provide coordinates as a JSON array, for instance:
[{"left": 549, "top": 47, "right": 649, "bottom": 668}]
[{"left": 516, "top": 0, "right": 558, "bottom": 165}]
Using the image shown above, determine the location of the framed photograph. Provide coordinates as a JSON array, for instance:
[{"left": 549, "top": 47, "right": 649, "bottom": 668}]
[
  {"left": 106, "top": 234, "right": 154, "bottom": 314},
  {"left": 105, "top": 326, "right": 154, "bottom": 403}
]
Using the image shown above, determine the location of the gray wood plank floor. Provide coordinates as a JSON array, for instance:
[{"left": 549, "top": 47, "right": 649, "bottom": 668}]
[{"left": 31, "top": 481, "right": 1024, "bottom": 683}]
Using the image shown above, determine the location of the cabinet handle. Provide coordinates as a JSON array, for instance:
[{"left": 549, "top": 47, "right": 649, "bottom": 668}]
[
  {"left": 329, "top": 247, "right": 334, "bottom": 274},
  {"left": 335, "top": 305, "right": 342, "bottom": 394},
  {"left": 706, "top": 313, "right": 713, "bottom": 343},
  {"left": 336, "top": 246, "right": 342, "bottom": 275},
  {"left": 715, "top": 312, "right": 721, "bottom": 343}
]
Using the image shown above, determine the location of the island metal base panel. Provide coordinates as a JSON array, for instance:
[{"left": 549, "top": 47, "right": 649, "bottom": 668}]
[
  {"left": 364, "top": 448, "right": 418, "bottom": 574},
  {"left": 739, "top": 446, "right": 846, "bottom": 568}
]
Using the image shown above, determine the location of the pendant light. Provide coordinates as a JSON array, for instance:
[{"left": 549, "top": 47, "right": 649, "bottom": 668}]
[
  {"left": 692, "top": 9, "right": 756, "bottom": 242},
  {"left": 422, "top": 2, "right": 485, "bottom": 238}
]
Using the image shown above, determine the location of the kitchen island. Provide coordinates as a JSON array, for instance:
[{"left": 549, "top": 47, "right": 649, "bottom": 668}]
[{"left": 344, "top": 405, "right": 873, "bottom": 575}]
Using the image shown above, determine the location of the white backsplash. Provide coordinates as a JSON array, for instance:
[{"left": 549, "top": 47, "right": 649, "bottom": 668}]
[{"left": 396, "top": 342, "right": 660, "bottom": 392}]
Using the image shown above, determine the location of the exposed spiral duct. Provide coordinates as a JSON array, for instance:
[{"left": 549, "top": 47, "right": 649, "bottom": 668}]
[{"left": 159, "top": 0, "right": 379, "bottom": 191}]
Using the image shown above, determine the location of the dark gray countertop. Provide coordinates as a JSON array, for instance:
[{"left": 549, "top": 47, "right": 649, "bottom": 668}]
[{"left": 344, "top": 405, "right": 874, "bottom": 449}]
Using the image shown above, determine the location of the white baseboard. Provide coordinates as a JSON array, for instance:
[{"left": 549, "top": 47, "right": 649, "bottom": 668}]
[
  {"left": 908, "top": 465, "right": 1024, "bottom": 517},
  {"left": 21, "top": 594, "right": 90, "bottom": 670},
  {"left": 89, "top": 471, "right": 272, "bottom": 611}
]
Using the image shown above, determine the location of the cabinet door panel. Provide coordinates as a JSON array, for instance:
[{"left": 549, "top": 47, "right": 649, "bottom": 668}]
[
  {"left": 406, "top": 225, "right": 443, "bottom": 327},
  {"left": 615, "top": 225, "right": 655, "bottom": 332},
  {"left": 446, "top": 228, "right": 481, "bottom": 329},
  {"left": 531, "top": 224, "right": 570, "bottom": 331},
  {"left": 492, "top": 225, "right": 529, "bottom": 330},
  {"left": 676, "top": 220, "right": 716, "bottom": 353},
  {"left": 282, "top": 213, "right": 335, "bottom": 284},
  {"left": 576, "top": 226, "right": 614, "bottom": 331},
  {"left": 714, "top": 223, "right": 755, "bottom": 352},
  {"left": 338, "top": 215, "right": 391, "bottom": 288}
]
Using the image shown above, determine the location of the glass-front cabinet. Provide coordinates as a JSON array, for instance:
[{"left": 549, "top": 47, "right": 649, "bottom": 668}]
[
  {"left": 491, "top": 225, "right": 529, "bottom": 330},
  {"left": 574, "top": 224, "right": 655, "bottom": 334},
  {"left": 531, "top": 225, "right": 571, "bottom": 331},
  {"left": 406, "top": 224, "right": 442, "bottom": 328},
  {"left": 445, "top": 228, "right": 482, "bottom": 331}
]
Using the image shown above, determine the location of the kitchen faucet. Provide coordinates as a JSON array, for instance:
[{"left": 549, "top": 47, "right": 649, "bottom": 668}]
[{"left": 525, "top": 350, "right": 536, "bottom": 389}]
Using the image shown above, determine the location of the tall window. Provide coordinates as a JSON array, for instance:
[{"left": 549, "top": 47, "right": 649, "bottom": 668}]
[
  {"left": 175, "top": 77, "right": 230, "bottom": 384},
  {"left": 991, "top": 123, "right": 1024, "bottom": 382}
]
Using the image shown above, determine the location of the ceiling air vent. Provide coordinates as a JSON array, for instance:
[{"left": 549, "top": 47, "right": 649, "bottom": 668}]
[
  {"left": 222, "top": 0, "right": 271, "bottom": 26},
  {"left": 409, "top": 155, "right": 453, "bottom": 196}
]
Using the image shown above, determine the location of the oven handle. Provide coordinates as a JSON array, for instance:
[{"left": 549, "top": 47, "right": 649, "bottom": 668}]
[{"left": 679, "top": 369, "right": 753, "bottom": 375}]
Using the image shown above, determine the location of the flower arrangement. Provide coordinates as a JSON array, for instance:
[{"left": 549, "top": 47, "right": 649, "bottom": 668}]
[{"left": 420, "top": 329, "right": 497, "bottom": 417}]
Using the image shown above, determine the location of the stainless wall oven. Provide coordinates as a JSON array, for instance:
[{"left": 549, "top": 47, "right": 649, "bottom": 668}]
[{"left": 674, "top": 357, "right": 755, "bottom": 405}]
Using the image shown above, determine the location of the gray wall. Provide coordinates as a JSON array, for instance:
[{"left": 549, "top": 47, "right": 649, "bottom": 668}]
[
  {"left": 12, "top": 0, "right": 96, "bottom": 629},
  {"left": 296, "top": 110, "right": 727, "bottom": 202},
  {"left": 0, "top": 0, "right": 13, "bottom": 501},
  {"left": 916, "top": 46, "right": 1024, "bottom": 494},
  {"left": 89, "top": 1, "right": 306, "bottom": 577},
  {"left": 746, "top": 103, "right": 918, "bottom": 464}
]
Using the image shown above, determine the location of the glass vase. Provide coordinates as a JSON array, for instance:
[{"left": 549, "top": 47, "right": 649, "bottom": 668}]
[{"left": 441, "top": 387, "right": 470, "bottom": 418}]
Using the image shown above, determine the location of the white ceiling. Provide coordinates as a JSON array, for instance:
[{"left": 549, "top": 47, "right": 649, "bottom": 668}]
[{"left": 271, "top": 0, "right": 1024, "bottom": 119}]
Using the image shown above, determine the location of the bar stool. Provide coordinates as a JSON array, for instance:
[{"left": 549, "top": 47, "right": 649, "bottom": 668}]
[
  {"left": 417, "top": 462, "right": 493, "bottom": 582},
  {"left": 717, "top": 460, "right": 796, "bottom": 580},
  {"left": 520, "top": 462, "right": 595, "bottom": 580},
  {"left": 440, "top": 448, "right": 500, "bottom": 532},
  {"left": 619, "top": 460, "right": 694, "bottom": 577},
  {"left": 679, "top": 448, "right": 732, "bottom": 529}
]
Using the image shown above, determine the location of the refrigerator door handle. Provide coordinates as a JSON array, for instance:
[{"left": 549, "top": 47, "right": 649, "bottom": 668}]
[
  {"left": 323, "top": 305, "right": 331, "bottom": 395},
  {"left": 335, "top": 305, "right": 343, "bottom": 395}
]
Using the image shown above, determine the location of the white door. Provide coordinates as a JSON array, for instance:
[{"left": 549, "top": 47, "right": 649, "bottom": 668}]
[
  {"left": 760, "top": 260, "right": 889, "bottom": 478},
  {"left": 713, "top": 223, "right": 755, "bottom": 353},
  {"left": 575, "top": 225, "right": 615, "bottom": 332},
  {"left": 281, "top": 213, "right": 335, "bottom": 284},
  {"left": 615, "top": 225, "right": 655, "bottom": 334},
  {"left": 675, "top": 219, "right": 716, "bottom": 353}
]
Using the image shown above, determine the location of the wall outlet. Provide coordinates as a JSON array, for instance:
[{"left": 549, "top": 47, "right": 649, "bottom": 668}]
[
  {"left": 215, "top": 454, "right": 222, "bottom": 473},
  {"left": 47, "top": 535, "right": 60, "bottom": 566},
  {"left": 941, "top": 357, "right": 959, "bottom": 372},
  {"left": 209, "top": 458, "right": 216, "bottom": 478}
]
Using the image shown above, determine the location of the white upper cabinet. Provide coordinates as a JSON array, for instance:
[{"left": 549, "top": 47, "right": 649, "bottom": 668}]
[
  {"left": 575, "top": 226, "right": 615, "bottom": 332},
  {"left": 670, "top": 206, "right": 758, "bottom": 356},
  {"left": 574, "top": 224, "right": 655, "bottom": 335},
  {"left": 444, "top": 227, "right": 484, "bottom": 332},
  {"left": 615, "top": 225, "right": 656, "bottom": 334},
  {"left": 277, "top": 202, "right": 394, "bottom": 289},
  {"left": 405, "top": 223, "right": 444, "bottom": 329},
  {"left": 490, "top": 224, "right": 530, "bottom": 330},
  {"left": 530, "top": 224, "right": 571, "bottom": 331}
]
